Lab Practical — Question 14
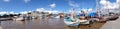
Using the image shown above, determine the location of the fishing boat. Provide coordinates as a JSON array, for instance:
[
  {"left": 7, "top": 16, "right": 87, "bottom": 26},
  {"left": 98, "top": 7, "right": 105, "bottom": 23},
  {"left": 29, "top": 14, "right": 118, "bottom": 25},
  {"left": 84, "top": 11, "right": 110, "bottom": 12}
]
[
  {"left": 64, "top": 16, "right": 80, "bottom": 27},
  {"left": 12, "top": 14, "right": 33, "bottom": 21},
  {"left": 55, "top": 15, "right": 60, "bottom": 18},
  {"left": 86, "top": 0, "right": 119, "bottom": 22},
  {"left": 12, "top": 16, "right": 24, "bottom": 21},
  {"left": 64, "top": 8, "right": 92, "bottom": 29},
  {"left": 64, "top": 14, "right": 93, "bottom": 29},
  {"left": 100, "top": 12, "right": 119, "bottom": 21},
  {"left": 55, "top": 13, "right": 65, "bottom": 18}
]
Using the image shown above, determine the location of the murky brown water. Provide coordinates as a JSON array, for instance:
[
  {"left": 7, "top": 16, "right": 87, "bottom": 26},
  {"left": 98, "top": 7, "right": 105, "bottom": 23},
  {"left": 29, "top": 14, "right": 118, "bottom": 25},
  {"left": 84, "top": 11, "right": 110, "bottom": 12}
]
[{"left": 0, "top": 18, "right": 105, "bottom": 29}]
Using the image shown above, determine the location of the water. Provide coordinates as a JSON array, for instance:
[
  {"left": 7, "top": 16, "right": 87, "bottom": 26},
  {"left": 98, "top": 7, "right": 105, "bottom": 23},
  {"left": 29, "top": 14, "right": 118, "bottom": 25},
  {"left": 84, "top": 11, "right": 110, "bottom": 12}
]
[
  {"left": 0, "top": 17, "right": 105, "bottom": 29},
  {"left": 0, "top": 18, "right": 67, "bottom": 29}
]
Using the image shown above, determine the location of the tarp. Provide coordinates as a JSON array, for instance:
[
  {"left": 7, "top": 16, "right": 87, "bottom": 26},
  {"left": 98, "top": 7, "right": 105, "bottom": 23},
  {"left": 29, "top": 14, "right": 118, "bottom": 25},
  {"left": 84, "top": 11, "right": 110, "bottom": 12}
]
[
  {"left": 76, "top": 14, "right": 85, "bottom": 18},
  {"left": 88, "top": 12, "right": 97, "bottom": 17}
]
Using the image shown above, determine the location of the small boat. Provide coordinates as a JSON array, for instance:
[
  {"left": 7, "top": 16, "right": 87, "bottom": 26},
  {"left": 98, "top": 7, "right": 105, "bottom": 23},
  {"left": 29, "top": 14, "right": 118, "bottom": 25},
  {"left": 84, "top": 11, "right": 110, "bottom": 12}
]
[
  {"left": 87, "top": 12, "right": 119, "bottom": 22},
  {"left": 79, "top": 16, "right": 90, "bottom": 25},
  {"left": 86, "top": 12, "right": 100, "bottom": 22},
  {"left": 64, "top": 16, "right": 90, "bottom": 27},
  {"left": 55, "top": 16, "right": 60, "bottom": 18},
  {"left": 13, "top": 16, "right": 24, "bottom": 21},
  {"left": 101, "top": 13, "right": 119, "bottom": 21},
  {"left": 64, "top": 17, "right": 80, "bottom": 27}
]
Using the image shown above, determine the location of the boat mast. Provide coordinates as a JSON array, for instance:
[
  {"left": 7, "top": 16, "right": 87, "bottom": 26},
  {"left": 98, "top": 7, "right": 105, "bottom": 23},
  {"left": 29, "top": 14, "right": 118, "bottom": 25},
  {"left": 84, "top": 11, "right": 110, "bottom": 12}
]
[
  {"left": 71, "top": 8, "right": 75, "bottom": 17},
  {"left": 96, "top": 0, "right": 100, "bottom": 17},
  {"left": 106, "top": 0, "right": 109, "bottom": 15}
]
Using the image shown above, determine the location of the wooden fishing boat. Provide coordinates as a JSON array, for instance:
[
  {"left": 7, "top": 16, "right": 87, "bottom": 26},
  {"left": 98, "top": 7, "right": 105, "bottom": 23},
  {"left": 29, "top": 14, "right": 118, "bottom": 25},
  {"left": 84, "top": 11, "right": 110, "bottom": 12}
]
[
  {"left": 64, "top": 16, "right": 92, "bottom": 27},
  {"left": 64, "top": 18, "right": 79, "bottom": 27},
  {"left": 100, "top": 13, "right": 119, "bottom": 21},
  {"left": 13, "top": 16, "right": 24, "bottom": 21}
]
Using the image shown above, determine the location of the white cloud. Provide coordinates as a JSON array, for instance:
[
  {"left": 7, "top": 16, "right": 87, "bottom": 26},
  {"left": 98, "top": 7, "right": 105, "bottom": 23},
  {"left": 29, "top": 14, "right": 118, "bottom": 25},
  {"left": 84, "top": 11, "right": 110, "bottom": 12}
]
[
  {"left": 88, "top": 8, "right": 92, "bottom": 11},
  {"left": 24, "top": 0, "right": 30, "bottom": 3},
  {"left": 28, "top": 11, "right": 31, "bottom": 12},
  {"left": 0, "top": 11, "right": 19, "bottom": 15},
  {"left": 43, "top": 9, "right": 61, "bottom": 14},
  {"left": 49, "top": 3, "right": 56, "bottom": 8},
  {"left": 100, "top": 0, "right": 119, "bottom": 9},
  {"left": 3, "top": 0, "right": 10, "bottom": 2},
  {"left": 36, "top": 8, "right": 61, "bottom": 14},
  {"left": 81, "top": 8, "right": 94, "bottom": 13},
  {"left": 117, "top": 0, "right": 120, "bottom": 3},
  {"left": 10, "top": 11, "right": 14, "bottom": 14},
  {"left": 67, "top": 8, "right": 93, "bottom": 14},
  {"left": 68, "top": 0, "right": 79, "bottom": 7},
  {"left": 117, "top": 0, "right": 120, "bottom": 9},
  {"left": 44, "top": 10, "right": 60, "bottom": 14},
  {"left": 0, "top": 11, "right": 8, "bottom": 15},
  {"left": 36, "top": 8, "right": 45, "bottom": 12},
  {"left": 20, "top": 11, "right": 28, "bottom": 14}
]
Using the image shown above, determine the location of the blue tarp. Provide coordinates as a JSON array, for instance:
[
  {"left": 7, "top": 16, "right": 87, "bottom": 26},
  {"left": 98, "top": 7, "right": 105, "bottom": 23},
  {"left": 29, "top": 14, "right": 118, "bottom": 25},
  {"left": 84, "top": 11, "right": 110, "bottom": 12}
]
[
  {"left": 88, "top": 12, "right": 97, "bottom": 17},
  {"left": 76, "top": 14, "right": 85, "bottom": 18}
]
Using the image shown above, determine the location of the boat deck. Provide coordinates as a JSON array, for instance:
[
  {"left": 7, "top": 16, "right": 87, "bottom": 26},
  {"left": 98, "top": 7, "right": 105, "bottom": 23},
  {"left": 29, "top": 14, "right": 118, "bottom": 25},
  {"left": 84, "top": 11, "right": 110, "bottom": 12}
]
[{"left": 0, "top": 18, "right": 105, "bottom": 29}]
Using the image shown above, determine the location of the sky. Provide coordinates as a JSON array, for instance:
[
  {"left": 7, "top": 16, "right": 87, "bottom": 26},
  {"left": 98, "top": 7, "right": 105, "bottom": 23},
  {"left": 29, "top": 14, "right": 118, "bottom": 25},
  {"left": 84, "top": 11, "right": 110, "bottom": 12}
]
[{"left": 0, "top": 0, "right": 119, "bottom": 14}]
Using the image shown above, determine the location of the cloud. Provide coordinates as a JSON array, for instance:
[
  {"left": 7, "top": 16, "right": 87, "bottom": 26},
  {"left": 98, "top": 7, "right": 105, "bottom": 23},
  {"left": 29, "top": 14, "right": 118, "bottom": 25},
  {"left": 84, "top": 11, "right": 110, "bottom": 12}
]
[
  {"left": 36, "top": 8, "right": 61, "bottom": 14},
  {"left": 117, "top": 0, "right": 120, "bottom": 3},
  {"left": 80, "top": 8, "right": 94, "bottom": 13},
  {"left": 0, "top": 11, "right": 19, "bottom": 15},
  {"left": 0, "top": 11, "right": 8, "bottom": 15},
  {"left": 24, "top": 0, "right": 30, "bottom": 3},
  {"left": 3, "top": 0, "right": 10, "bottom": 2},
  {"left": 20, "top": 11, "right": 28, "bottom": 14},
  {"left": 44, "top": 10, "right": 60, "bottom": 14},
  {"left": 117, "top": 0, "right": 120, "bottom": 8},
  {"left": 100, "top": 0, "right": 119, "bottom": 9},
  {"left": 68, "top": 8, "right": 93, "bottom": 14},
  {"left": 68, "top": 0, "right": 79, "bottom": 7},
  {"left": 28, "top": 11, "right": 32, "bottom": 12},
  {"left": 49, "top": 3, "right": 56, "bottom": 8},
  {"left": 36, "top": 8, "right": 45, "bottom": 12},
  {"left": 10, "top": 11, "right": 14, "bottom": 14}
]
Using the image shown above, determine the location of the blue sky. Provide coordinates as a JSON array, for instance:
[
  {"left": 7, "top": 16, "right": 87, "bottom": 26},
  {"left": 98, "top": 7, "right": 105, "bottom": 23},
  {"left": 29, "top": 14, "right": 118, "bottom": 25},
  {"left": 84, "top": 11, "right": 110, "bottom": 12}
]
[{"left": 0, "top": 0, "right": 117, "bottom": 14}]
